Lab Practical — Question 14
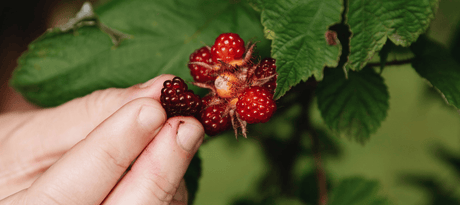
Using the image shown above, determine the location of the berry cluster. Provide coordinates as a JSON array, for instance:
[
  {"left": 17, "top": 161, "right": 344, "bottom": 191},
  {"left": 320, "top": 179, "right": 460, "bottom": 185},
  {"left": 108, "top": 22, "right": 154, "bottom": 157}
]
[{"left": 160, "top": 33, "right": 278, "bottom": 138}]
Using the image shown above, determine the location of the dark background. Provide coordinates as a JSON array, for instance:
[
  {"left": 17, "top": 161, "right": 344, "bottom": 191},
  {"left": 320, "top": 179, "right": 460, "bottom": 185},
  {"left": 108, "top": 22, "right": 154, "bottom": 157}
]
[{"left": 0, "top": 0, "right": 99, "bottom": 112}]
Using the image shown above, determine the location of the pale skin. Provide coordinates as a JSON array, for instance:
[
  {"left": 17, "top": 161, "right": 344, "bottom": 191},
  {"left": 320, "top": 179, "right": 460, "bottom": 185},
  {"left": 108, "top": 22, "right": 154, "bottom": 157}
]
[{"left": 0, "top": 74, "right": 204, "bottom": 205}]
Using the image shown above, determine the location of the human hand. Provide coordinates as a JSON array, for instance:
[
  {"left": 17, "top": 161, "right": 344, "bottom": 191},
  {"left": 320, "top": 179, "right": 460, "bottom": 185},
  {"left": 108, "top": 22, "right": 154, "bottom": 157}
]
[{"left": 0, "top": 75, "right": 204, "bottom": 204}]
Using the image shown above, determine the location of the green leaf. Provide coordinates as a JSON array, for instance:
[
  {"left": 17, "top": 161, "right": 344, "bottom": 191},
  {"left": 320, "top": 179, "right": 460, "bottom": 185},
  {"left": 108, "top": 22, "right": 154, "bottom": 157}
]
[
  {"left": 346, "top": 0, "right": 438, "bottom": 71},
  {"left": 11, "top": 0, "right": 270, "bottom": 107},
  {"left": 329, "top": 177, "right": 390, "bottom": 205},
  {"left": 411, "top": 36, "right": 460, "bottom": 110},
  {"left": 366, "top": 41, "right": 415, "bottom": 71},
  {"left": 254, "top": 0, "right": 343, "bottom": 99},
  {"left": 316, "top": 67, "right": 389, "bottom": 144},
  {"left": 184, "top": 150, "right": 202, "bottom": 205},
  {"left": 435, "top": 146, "right": 460, "bottom": 176},
  {"left": 402, "top": 175, "right": 460, "bottom": 205}
]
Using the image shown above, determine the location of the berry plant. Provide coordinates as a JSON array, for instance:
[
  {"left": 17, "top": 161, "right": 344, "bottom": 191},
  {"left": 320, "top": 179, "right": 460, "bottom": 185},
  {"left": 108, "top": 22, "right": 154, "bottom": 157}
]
[{"left": 10, "top": 0, "right": 460, "bottom": 204}]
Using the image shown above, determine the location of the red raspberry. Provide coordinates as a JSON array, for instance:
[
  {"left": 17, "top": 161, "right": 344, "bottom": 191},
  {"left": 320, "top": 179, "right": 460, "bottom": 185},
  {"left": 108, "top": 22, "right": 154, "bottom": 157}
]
[
  {"left": 201, "top": 95, "right": 213, "bottom": 109},
  {"left": 255, "top": 58, "right": 277, "bottom": 94},
  {"left": 199, "top": 95, "right": 224, "bottom": 114},
  {"left": 160, "top": 77, "right": 202, "bottom": 117},
  {"left": 211, "top": 33, "right": 245, "bottom": 64},
  {"left": 236, "top": 86, "right": 276, "bottom": 124},
  {"left": 200, "top": 104, "right": 231, "bottom": 136},
  {"left": 188, "top": 47, "right": 215, "bottom": 83}
]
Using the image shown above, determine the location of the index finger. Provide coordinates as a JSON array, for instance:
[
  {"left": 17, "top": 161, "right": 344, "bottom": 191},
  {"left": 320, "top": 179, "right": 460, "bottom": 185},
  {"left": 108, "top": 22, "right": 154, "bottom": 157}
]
[{"left": 24, "top": 98, "right": 166, "bottom": 205}]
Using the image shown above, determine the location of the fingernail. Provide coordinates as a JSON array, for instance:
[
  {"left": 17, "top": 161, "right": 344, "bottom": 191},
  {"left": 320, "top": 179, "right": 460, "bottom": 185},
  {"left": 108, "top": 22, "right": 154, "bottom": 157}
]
[
  {"left": 138, "top": 105, "right": 166, "bottom": 131},
  {"left": 139, "top": 75, "right": 165, "bottom": 88},
  {"left": 177, "top": 121, "right": 204, "bottom": 152}
]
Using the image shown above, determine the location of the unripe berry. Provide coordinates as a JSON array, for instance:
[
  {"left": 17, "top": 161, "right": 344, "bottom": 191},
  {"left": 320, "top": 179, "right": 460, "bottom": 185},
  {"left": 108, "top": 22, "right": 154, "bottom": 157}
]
[{"left": 215, "top": 72, "right": 239, "bottom": 98}]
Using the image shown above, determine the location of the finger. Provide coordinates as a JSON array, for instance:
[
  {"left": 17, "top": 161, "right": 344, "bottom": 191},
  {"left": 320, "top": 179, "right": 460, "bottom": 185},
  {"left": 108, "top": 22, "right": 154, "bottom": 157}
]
[
  {"left": 52, "top": 74, "right": 175, "bottom": 148},
  {"left": 11, "top": 74, "right": 174, "bottom": 154},
  {"left": 171, "top": 179, "right": 188, "bottom": 205},
  {"left": 103, "top": 117, "right": 204, "bottom": 204},
  {"left": 24, "top": 98, "right": 167, "bottom": 205},
  {"left": 53, "top": 74, "right": 175, "bottom": 139},
  {"left": 0, "top": 75, "right": 175, "bottom": 196}
]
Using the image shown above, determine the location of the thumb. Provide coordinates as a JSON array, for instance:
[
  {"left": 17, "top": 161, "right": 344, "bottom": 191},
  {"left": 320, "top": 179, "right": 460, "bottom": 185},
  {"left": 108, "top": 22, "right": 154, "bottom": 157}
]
[{"left": 103, "top": 117, "right": 204, "bottom": 204}]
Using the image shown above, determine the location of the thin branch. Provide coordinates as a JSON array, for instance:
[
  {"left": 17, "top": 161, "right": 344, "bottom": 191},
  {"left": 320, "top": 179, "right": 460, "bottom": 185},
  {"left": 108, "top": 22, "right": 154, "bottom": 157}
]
[
  {"left": 55, "top": 2, "right": 132, "bottom": 47},
  {"left": 297, "top": 78, "right": 328, "bottom": 205},
  {"left": 309, "top": 130, "right": 328, "bottom": 205},
  {"left": 367, "top": 58, "right": 413, "bottom": 68}
]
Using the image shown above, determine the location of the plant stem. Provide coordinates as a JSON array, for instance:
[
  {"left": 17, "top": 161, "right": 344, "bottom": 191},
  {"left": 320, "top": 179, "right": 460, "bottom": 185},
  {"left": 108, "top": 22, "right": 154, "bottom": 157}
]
[
  {"left": 301, "top": 78, "right": 328, "bottom": 205},
  {"left": 309, "top": 130, "right": 328, "bottom": 205},
  {"left": 300, "top": 78, "right": 328, "bottom": 205},
  {"left": 56, "top": 2, "right": 132, "bottom": 47},
  {"left": 367, "top": 58, "right": 413, "bottom": 68}
]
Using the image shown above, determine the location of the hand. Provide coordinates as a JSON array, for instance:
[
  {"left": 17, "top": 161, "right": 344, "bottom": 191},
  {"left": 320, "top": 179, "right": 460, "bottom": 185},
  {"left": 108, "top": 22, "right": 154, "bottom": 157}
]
[{"left": 0, "top": 75, "right": 204, "bottom": 204}]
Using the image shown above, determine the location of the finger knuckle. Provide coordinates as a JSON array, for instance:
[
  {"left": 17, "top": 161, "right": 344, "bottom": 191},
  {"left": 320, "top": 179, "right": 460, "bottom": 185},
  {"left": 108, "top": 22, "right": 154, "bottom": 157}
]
[{"left": 145, "top": 173, "right": 178, "bottom": 203}]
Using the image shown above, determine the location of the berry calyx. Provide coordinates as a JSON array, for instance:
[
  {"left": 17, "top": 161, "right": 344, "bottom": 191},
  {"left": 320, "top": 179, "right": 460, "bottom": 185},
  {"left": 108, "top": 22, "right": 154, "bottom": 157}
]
[
  {"left": 200, "top": 104, "right": 231, "bottom": 136},
  {"left": 236, "top": 86, "right": 276, "bottom": 124},
  {"left": 211, "top": 33, "right": 245, "bottom": 64},
  {"left": 188, "top": 47, "right": 215, "bottom": 83},
  {"left": 228, "top": 98, "right": 238, "bottom": 107},
  {"left": 160, "top": 77, "right": 202, "bottom": 117},
  {"left": 215, "top": 72, "right": 240, "bottom": 98},
  {"left": 255, "top": 58, "right": 277, "bottom": 94}
]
